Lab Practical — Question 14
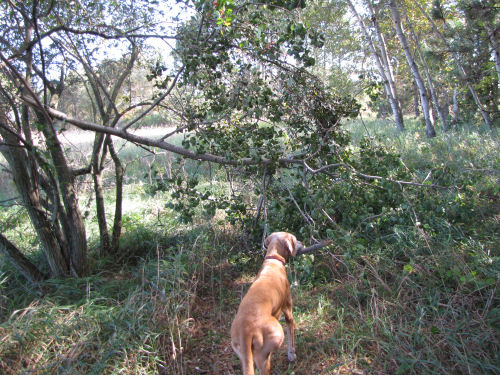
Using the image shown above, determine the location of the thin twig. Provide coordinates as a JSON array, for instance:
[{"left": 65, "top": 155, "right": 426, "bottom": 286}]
[
  {"left": 283, "top": 180, "right": 315, "bottom": 226},
  {"left": 0, "top": 197, "right": 20, "bottom": 206},
  {"left": 255, "top": 169, "right": 267, "bottom": 223}
]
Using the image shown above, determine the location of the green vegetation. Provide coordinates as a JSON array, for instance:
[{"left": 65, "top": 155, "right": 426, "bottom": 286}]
[
  {"left": 1, "top": 120, "right": 498, "bottom": 374},
  {"left": 0, "top": 0, "right": 498, "bottom": 373}
]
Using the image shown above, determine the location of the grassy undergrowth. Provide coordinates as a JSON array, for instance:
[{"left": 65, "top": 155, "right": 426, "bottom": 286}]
[{"left": 0, "top": 120, "right": 499, "bottom": 374}]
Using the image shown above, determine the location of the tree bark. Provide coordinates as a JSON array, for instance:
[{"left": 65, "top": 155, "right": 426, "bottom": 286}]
[
  {"left": 413, "top": 82, "right": 420, "bottom": 118},
  {"left": 9, "top": 11, "right": 88, "bottom": 277},
  {"left": 107, "top": 136, "right": 124, "bottom": 253},
  {"left": 37, "top": 112, "right": 87, "bottom": 276},
  {"left": 451, "top": 86, "right": 459, "bottom": 128},
  {"left": 91, "top": 132, "right": 111, "bottom": 254},
  {"left": 486, "top": 25, "right": 500, "bottom": 93},
  {"left": 296, "top": 241, "right": 332, "bottom": 256},
  {"left": 367, "top": 0, "right": 404, "bottom": 123},
  {"left": 0, "top": 233, "right": 46, "bottom": 283},
  {"left": 0, "top": 124, "right": 69, "bottom": 278},
  {"left": 486, "top": 25, "right": 500, "bottom": 113},
  {"left": 389, "top": 0, "right": 435, "bottom": 137}
]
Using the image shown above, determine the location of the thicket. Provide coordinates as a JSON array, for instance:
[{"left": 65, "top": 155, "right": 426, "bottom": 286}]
[{"left": 1, "top": 119, "right": 498, "bottom": 374}]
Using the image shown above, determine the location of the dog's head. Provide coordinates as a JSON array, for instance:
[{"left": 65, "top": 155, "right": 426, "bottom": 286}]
[{"left": 264, "top": 232, "right": 303, "bottom": 258}]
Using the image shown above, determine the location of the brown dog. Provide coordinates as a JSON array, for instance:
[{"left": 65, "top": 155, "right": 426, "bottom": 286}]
[{"left": 231, "top": 232, "right": 303, "bottom": 375}]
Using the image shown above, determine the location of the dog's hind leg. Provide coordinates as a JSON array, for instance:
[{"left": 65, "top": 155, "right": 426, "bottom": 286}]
[
  {"left": 283, "top": 300, "right": 296, "bottom": 362},
  {"left": 254, "top": 351, "right": 272, "bottom": 375},
  {"left": 233, "top": 334, "right": 256, "bottom": 375},
  {"left": 255, "top": 319, "right": 284, "bottom": 375}
]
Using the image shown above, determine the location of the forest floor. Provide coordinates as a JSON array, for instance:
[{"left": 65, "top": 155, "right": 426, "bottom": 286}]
[{"left": 163, "top": 247, "right": 372, "bottom": 375}]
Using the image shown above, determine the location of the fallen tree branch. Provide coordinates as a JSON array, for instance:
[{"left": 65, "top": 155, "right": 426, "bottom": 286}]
[
  {"left": 303, "top": 160, "right": 450, "bottom": 189},
  {"left": 355, "top": 170, "right": 450, "bottom": 189},
  {"left": 21, "top": 95, "right": 456, "bottom": 191},
  {"left": 296, "top": 240, "right": 333, "bottom": 256},
  {"left": 21, "top": 95, "right": 301, "bottom": 167}
]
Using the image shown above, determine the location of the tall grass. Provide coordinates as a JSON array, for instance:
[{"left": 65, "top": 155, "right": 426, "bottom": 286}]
[{"left": 0, "top": 223, "right": 240, "bottom": 374}]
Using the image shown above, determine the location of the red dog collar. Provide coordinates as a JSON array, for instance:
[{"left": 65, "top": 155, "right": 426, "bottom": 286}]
[{"left": 265, "top": 254, "right": 286, "bottom": 266}]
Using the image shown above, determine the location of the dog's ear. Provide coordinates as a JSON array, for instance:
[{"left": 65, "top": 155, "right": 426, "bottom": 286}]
[
  {"left": 286, "top": 234, "right": 303, "bottom": 257},
  {"left": 292, "top": 237, "right": 304, "bottom": 256}
]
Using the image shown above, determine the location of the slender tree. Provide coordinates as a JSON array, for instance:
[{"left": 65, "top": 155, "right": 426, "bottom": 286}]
[
  {"left": 347, "top": 0, "right": 405, "bottom": 131},
  {"left": 389, "top": 0, "right": 436, "bottom": 137},
  {"left": 411, "top": 0, "right": 493, "bottom": 129},
  {"left": 0, "top": 0, "right": 157, "bottom": 277},
  {"left": 402, "top": 2, "right": 449, "bottom": 132}
]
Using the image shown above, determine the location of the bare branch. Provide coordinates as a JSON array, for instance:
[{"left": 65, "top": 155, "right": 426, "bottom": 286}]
[
  {"left": 280, "top": 175, "right": 315, "bottom": 227},
  {"left": 0, "top": 197, "right": 20, "bottom": 206},
  {"left": 303, "top": 161, "right": 348, "bottom": 175},
  {"left": 255, "top": 169, "right": 271, "bottom": 223},
  {"left": 296, "top": 240, "right": 333, "bottom": 256},
  {"left": 122, "top": 66, "right": 185, "bottom": 131},
  {"left": 7, "top": 24, "right": 178, "bottom": 61},
  {"left": 72, "top": 165, "right": 91, "bottom": 177}
]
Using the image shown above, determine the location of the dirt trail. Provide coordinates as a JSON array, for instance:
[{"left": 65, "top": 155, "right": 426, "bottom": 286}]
[{"left": 181, "top": 264, "right": 242, "bottom": 375}]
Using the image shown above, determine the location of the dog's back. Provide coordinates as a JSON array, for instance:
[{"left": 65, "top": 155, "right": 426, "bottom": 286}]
[
  {"left": 231, "top": 264, "right": 288, "bottom": 375},
  {"left": 231, "top": 232, "right": 302, "bottom": 375}
]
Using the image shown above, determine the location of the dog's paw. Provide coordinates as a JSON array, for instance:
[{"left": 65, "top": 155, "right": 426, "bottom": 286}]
[{"left": 288, "top": 350, "right": 297, "bottom": 362}]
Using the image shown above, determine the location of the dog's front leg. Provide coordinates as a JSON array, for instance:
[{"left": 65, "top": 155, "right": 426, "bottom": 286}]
[{"left": 283, "top": 305, "right": 296, "bottom": 362}]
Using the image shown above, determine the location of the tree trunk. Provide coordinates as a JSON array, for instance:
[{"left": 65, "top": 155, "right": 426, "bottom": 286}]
[
  {"left": 411, "top": 0, "right": 492, "bottom": 129},
  {"left": 0, "top": 233, "right": 46, "bottom": 283},
  {"left": 389, "top": 0, "right": 435, "bottom": 137},
  {"left": 91, "top": 133, "right": 111, "bottom": 254},
  {"left": 403, "top": 6, "right": 449, "bottom": 132},
  {"left": 0, "top": 124, "right": 69, "bottom": 278},
  {"left": 424, "top": 65, "right": 448, "bottom": 132},
  {"left": 1, "top": 18, "right": 79, "bottom": 278},
  {"left": 93, "top": 169, "right": 111, "bottom": 253},
  {"left": 367, "top": 0, "right": 405, "bottom": 131},
  {"left": 441, "top": 89, "right": 450, "bottom": 124},
  {"left": 347, "top": 0, "right": 405, "bottom": 131},
  {"left": 78, "top": 45, "right": 137, "bottom": 255},
  {"left": 413, "top": 82, "right": 420, "bottom": 118},
  {"left": 487, "top": 25, "right": 500, "bottom": 94},
  {"left": 451, "top": 86, "right": 460, "bottom": 128},
  {"left": 487, "top": 25, "right": 499, "bottom": 117},
  {"left": 107, "top": 137, "right": 124, "bottom": 253},
  {"left": 37, "top": 112, "right": 87, "bottom": 276}
]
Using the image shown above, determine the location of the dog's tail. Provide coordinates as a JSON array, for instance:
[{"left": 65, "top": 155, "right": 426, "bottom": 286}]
[{"left": 240, "top": 333, "right": 255, "bottom": 375}]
